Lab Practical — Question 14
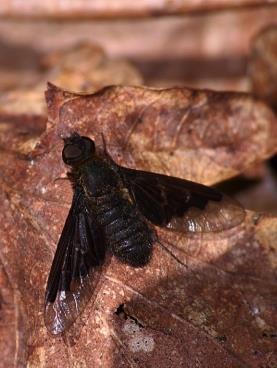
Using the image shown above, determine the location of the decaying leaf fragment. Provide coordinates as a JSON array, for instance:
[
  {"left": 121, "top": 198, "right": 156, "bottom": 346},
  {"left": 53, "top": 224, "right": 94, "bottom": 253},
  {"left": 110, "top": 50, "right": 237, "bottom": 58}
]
[
  {"left": 0, "top": 84, "right": 276, "bottom": 367},
  {"left": 0, "top": 42, "right": 142, "bottom": 119},
  {"left": 249, "top": 25, "right": 277, "bottom": 111},
  {"left": 42, "top": 42, "right": 142, "bottom": 93}
]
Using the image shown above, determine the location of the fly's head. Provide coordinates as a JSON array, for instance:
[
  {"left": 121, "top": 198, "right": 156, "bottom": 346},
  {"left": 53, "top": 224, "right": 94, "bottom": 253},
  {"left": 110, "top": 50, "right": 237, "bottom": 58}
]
[{"left": 62, "top": 132, "right": 95, "bottom": 167}]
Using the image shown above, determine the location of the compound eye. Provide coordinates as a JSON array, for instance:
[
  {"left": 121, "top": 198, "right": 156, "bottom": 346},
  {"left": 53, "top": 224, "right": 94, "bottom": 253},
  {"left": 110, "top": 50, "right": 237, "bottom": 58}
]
[
  {"left": 62, "top": 134, "right": 95, "bottom": 166},
  {"left": 62, "top": 144, "right": 83, "bottom": 164}
]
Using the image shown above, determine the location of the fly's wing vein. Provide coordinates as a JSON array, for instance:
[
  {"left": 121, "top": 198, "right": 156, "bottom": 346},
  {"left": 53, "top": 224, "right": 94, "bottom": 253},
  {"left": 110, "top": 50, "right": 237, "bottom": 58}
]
[{"left": 121, "top": 167, "right": 245, "bottom": 233}]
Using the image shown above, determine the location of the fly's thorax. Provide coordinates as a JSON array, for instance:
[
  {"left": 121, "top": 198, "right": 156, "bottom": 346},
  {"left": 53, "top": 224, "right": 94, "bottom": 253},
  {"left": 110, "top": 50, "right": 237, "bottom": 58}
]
[{"left": 78, "top": 159, "right": 122, "bottom": 197}]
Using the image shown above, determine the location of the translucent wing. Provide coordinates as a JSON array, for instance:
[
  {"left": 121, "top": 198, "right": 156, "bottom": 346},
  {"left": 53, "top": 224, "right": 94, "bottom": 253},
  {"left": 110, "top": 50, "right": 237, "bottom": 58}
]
[
  {"left": 44, "top": 189, "right": 106, "bottom": 335},
  {"left": 121, "top": 168, "right": 245, "bottom": 233}
]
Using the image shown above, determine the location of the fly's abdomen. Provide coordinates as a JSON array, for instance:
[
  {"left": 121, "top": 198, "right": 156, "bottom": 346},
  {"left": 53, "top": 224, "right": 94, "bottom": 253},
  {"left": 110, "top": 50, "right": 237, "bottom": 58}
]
[{"left": 92, "top": 190, "right": 154, "bottom": 267}]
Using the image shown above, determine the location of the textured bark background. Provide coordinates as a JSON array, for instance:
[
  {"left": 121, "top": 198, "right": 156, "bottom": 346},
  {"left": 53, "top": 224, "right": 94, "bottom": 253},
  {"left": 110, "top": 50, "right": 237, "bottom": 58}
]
[{"left": 0, "top": 5, "right": 276, "bottom": 368}]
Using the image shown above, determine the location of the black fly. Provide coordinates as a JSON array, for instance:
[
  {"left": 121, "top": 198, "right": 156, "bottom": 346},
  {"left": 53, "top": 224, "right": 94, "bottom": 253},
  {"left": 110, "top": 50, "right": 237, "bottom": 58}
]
[{"left": 44, "top": 132, "right": 245, "bottom": 334}]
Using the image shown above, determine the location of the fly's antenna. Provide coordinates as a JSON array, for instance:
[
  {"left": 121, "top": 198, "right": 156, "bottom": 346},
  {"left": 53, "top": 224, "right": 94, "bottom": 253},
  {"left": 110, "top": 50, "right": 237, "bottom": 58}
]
[
  {"left": 101, "top": 132, "right": 108, "bottom": 154},
  {"left": 100, "top": 132, "right": 121, "bottom": 164},
  {"left": 100, "top": 132, "right": 114, "bottom": 162},
  {"left": 53, "top": 176, "right": 70, "bottom": 184}
]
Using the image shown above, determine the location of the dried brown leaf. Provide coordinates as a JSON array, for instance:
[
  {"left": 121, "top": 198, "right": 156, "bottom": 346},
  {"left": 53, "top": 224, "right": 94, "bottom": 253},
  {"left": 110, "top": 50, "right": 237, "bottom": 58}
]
[
  {"left": 0, "top": 84, "right": 276, "bottom": 367},
  {"left": 46, "top": 84, "right": 277, "bottom": 184},
  {"left": 43, "top": 42, "right": 142, "bottom": 93},
  {"left": 249, "top": 25, "right": 277, "bottom": 111},
  {"left": 0, "top": 42, "right": 142, "bottom": 117}
]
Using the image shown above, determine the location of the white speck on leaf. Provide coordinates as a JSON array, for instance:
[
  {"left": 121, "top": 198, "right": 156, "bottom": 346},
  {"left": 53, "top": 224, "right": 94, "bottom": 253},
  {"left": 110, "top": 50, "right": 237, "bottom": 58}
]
[
  {"left": 41, "top": 186, "right": 47, "bottom": 194},
  {"left": 123, "top": 320, "right": 155, "bottom": 353},
  {"left": 128, "top": 335, "right": 155, "bottom": 353}
]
